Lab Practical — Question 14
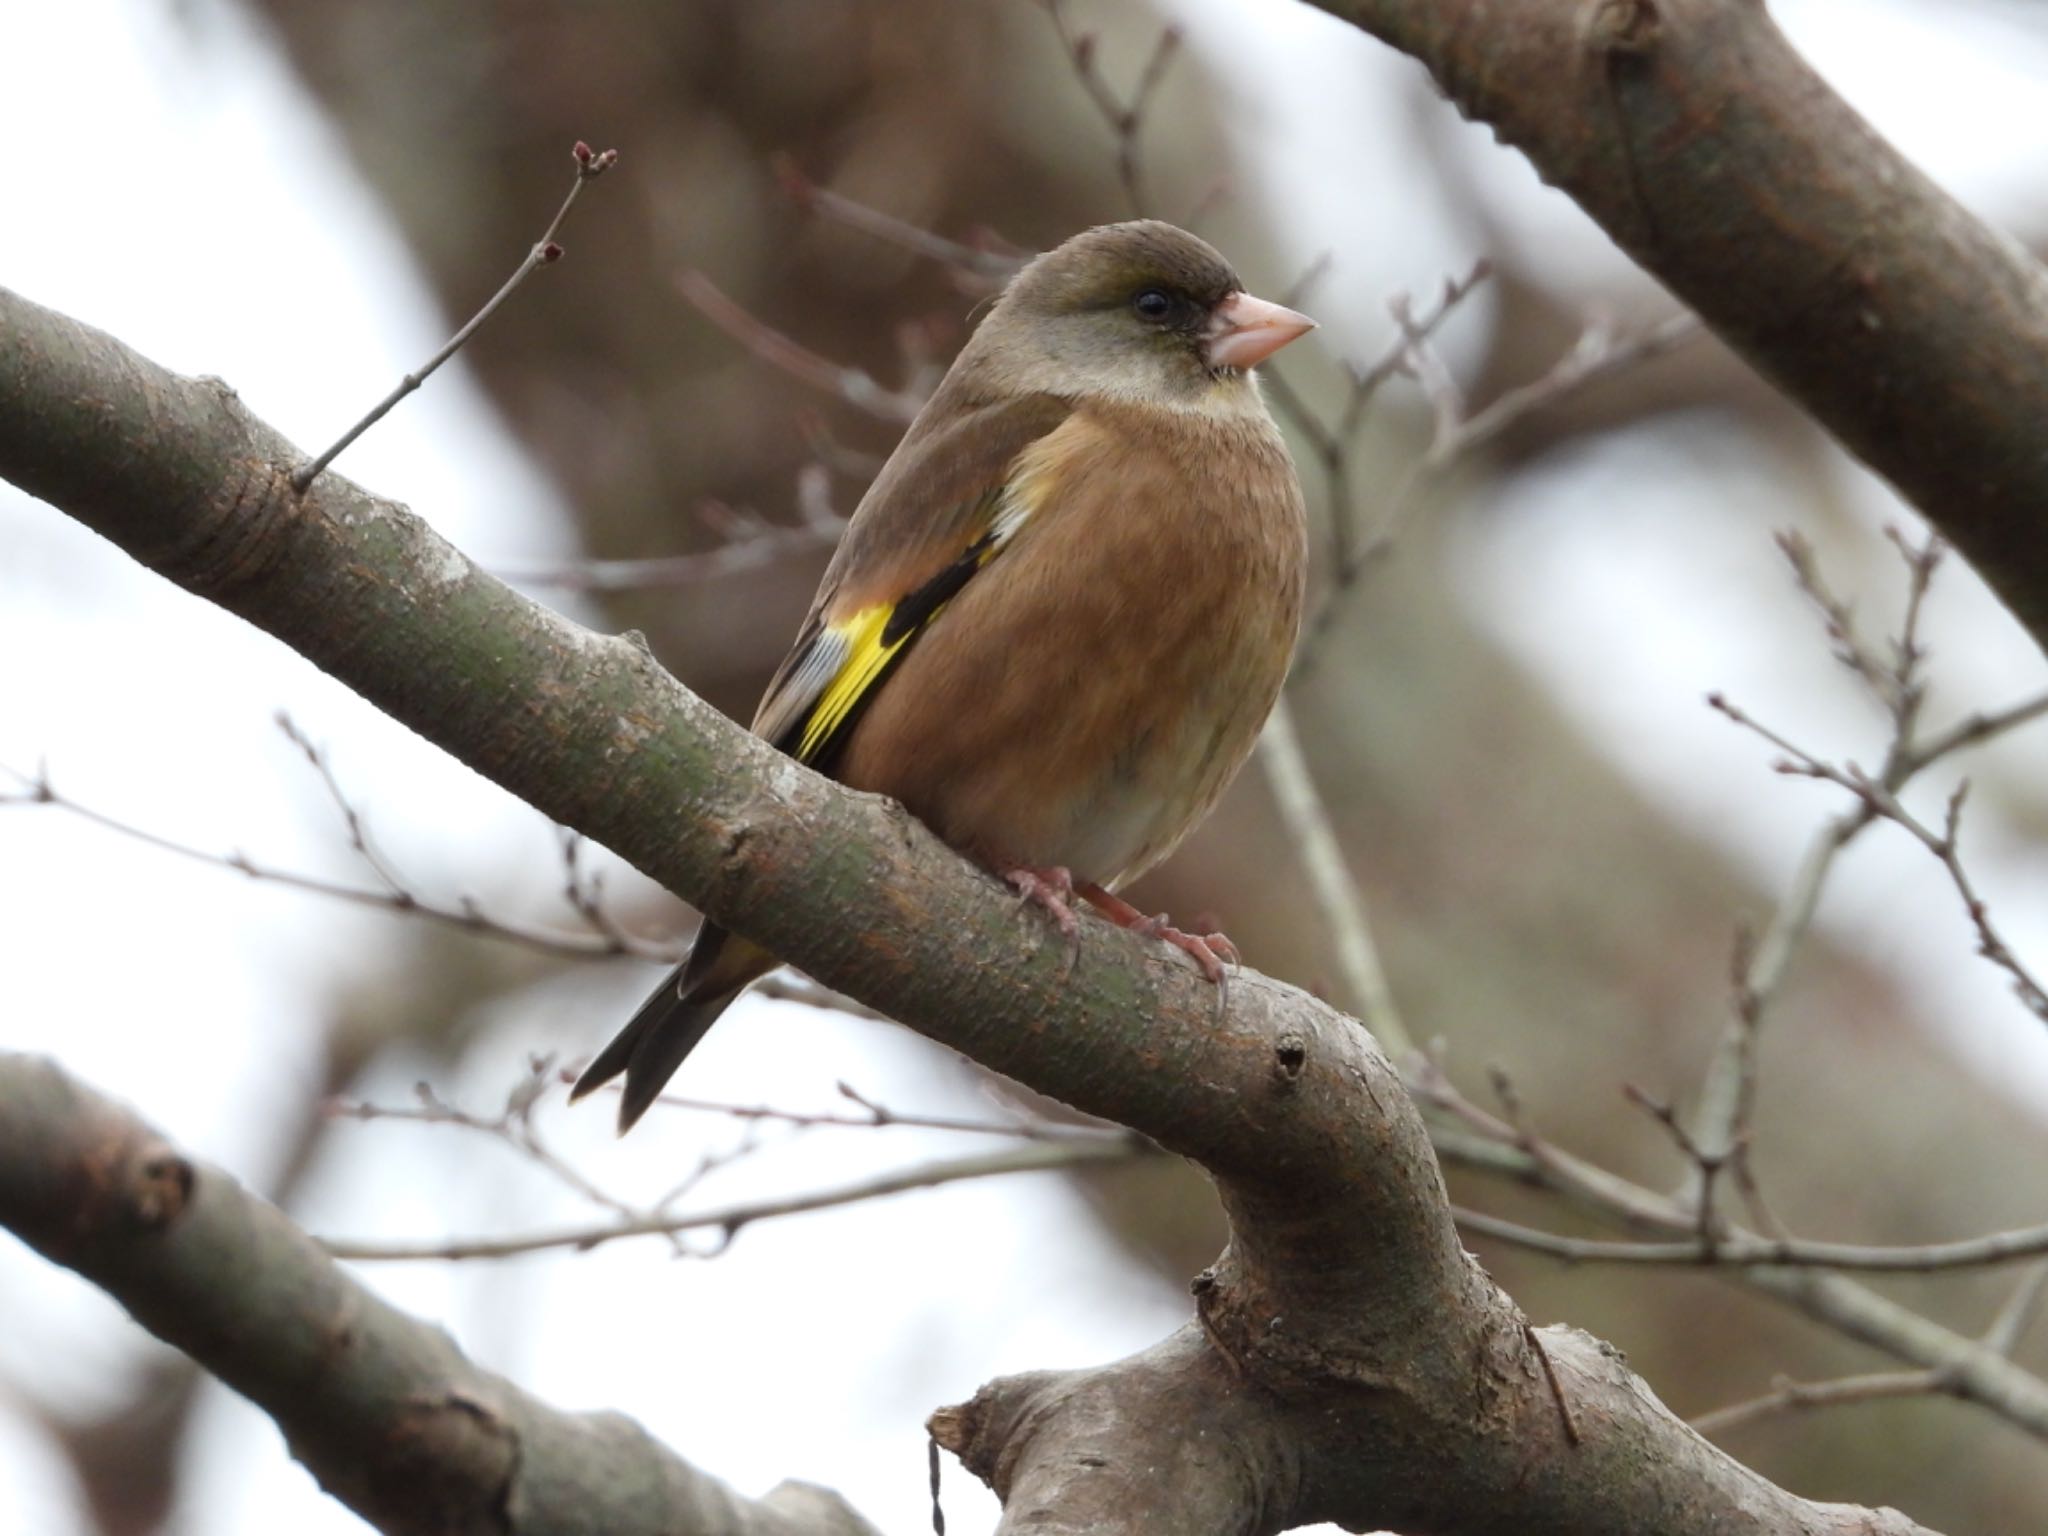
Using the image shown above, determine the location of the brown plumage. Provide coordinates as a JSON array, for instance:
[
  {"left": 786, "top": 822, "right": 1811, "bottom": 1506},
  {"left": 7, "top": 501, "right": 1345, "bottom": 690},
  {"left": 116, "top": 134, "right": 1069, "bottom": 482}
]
[{"left": 573, "top": 220, "right": 1312, "bottom": 1131}]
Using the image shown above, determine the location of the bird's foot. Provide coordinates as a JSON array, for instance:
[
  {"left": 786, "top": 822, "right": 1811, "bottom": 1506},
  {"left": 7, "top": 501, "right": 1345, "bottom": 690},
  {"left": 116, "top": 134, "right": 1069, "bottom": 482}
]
[
  {"left": 1137, "top": 919, "right": 1235, "bottom": 988},
  {"left": 1078, "top": 883, "right": 1237, "bottom": 992},
  {"left": 1005, "top": 865, "right": 1083, "bottom": 972}
]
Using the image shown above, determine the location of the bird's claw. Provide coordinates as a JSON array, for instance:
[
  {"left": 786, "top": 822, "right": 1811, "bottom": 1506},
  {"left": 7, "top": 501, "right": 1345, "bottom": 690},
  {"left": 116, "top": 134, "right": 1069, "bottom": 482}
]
[
  {"left": 1132, "top": 916, "right": 1235, "bottom": 990},
  {"left": 1005, "top": 865, "right": 1083, "bottom": 975},
  {"left": 1075, "top": 881, "right": 1237, "bottom": 1010}
]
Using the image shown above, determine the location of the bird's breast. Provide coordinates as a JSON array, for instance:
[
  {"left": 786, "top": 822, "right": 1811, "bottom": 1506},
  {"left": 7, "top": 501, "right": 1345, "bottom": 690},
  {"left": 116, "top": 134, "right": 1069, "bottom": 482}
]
[{"left": 837, "top": 401, "right": 1307, "bottom": 886}]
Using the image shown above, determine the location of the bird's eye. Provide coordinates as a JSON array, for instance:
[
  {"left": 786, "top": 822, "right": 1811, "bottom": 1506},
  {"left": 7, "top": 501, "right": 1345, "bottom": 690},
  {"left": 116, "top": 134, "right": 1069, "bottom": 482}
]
[{"left": 1133, "top": 288, "right": 1174, "bottom": 320}]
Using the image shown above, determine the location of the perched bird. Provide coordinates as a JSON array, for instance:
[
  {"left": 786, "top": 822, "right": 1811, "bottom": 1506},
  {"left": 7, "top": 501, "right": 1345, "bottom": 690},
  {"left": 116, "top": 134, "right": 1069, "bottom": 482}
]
[{"left": 574, "top": 220, "right": 1313, "bottom": 1131}]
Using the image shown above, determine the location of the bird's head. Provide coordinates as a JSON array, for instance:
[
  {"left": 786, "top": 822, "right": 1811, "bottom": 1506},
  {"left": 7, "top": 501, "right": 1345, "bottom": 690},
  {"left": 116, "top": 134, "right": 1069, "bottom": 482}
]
[{"left": 968, "top": 220, "right": 1315, "bottom": 409}]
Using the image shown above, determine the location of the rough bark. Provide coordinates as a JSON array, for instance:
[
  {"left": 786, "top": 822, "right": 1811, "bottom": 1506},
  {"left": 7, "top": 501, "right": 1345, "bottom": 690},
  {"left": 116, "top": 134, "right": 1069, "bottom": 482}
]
[
  {"left": 0, "top": 283, "right": 1941, "bottom": 1533},
  {"left": 1307, "top": 0, "right": 2048, "bottom": 650}
]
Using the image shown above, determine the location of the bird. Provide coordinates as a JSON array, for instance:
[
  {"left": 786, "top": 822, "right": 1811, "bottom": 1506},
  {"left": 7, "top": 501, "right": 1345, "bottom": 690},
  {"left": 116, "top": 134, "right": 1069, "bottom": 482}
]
[{"left": 572, "top": 219, "right": 1313, "bottom": 1132}]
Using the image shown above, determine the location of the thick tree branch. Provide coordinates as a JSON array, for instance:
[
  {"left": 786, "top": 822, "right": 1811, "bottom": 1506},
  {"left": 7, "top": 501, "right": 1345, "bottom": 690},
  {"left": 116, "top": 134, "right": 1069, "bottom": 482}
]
[
  {"left": 1306, "top": 0, "right": 2048, "bottom": 649},
  {"left": 0, "top": 285, "right": 1940, "bottom": 1532},
  {"left": 0, "top": 1053, "right": 880, "bottom": 1536}
]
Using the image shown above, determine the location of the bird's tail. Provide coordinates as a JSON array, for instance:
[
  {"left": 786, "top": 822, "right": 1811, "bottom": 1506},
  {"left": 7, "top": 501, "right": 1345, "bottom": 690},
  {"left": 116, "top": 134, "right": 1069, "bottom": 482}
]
[{"left": 570, "top": 923, "right": 776, "bottom": 1133}]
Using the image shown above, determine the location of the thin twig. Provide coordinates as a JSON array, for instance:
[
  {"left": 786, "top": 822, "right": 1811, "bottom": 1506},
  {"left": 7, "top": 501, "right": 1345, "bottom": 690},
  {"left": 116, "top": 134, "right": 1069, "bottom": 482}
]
[
  {"left": 1621, "top": 1083, "right": 1730, "bottom": 1252},
  {"left": 676, "top": 268, "right": 927, "bottom": 423},
  {"left": 1041, "top": 1, "right": 1181, "bottom": 217},
  {"left": 1362, "top": 309, "right": 1701, "bottom": 565},
  {"left": 1412, "top": 1058, "right": 1684, "bottom": 1232},
  {"left": 557, "top": 828, "right": 633, "bottom": 950},
  {"left": 1428, "top": 1093, "right": 2048, "bottom": 1439},
  {"left": 1450, "top": 1205, "right": 2048, "bottom": 1274},
  {"left": 1690, "top": 1369, "right": 1948, "bottom": 1437},
  {"left": 1984, "top": 1263, "right": 2048, "bottom": 1358},
  {"left": 1256, "top": 697, "right": 1412, "bottom": 1057},
  {"left": 1265, "top": 260, "right": 1492, "bottom": 651},
  {"left": 321, "top": 1139, "right": 1149, "bottom": 1262},
  {"left": 772, "top": 155, "right": 1021, "bottom": 284},
  {"left": 1685, "top": 810, "right": 1868, "bottom": 1201},
  {"left": 1901, "top": 689, "right": 2048, "bottom": 775},
  {"left": 275, "top": 710, "right": 411, "bottom": 895},
  {"left": 1709, "top": 693, "right": 2048, "bottom": 1024},
  {"left": 493, "top": 517, "right": 840, "bottom": 592},
  {"left": 546, "top": 1069, "right": 1122, "bottom": 1143},
  {"left": 1690, "top": 1248, "right": 2042, "bottom": 1438},
  {"left": 1523, "top": 1323, "right": 1582, "bottom": 1446},
  {"left": 337, "top": 1061, "right": 651, "bottom": 1228},
  {"left": 293, "top": 141, "right": 618, "bottom": 489},
  {"left": 0, "top": 760, "right": 668, "bottom": 961},
  {"left": 1776, "top": 529, "right": 1896, "bottom": 702}
]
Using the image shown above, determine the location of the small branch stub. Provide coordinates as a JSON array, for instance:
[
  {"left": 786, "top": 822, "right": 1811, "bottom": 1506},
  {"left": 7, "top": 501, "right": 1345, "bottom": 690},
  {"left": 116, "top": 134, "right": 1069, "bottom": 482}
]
[{"left": 1590, "top": 0, "right": 1662, "bottom": 55}]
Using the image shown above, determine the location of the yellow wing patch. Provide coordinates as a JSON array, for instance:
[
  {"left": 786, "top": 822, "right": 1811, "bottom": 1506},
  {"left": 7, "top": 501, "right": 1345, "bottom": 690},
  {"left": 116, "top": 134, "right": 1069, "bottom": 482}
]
[
  {"left": 797, "top": 603, "right": 910, "bottom": 762},
  {"left": 781, "top": 445, "right": 1066, "bottom": 764}
]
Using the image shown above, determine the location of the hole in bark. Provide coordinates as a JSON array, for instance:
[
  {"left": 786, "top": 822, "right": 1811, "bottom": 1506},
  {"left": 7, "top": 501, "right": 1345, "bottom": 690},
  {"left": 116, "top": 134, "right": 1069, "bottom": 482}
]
[{"left": 132, "top": 1149, "right": 195, "bottom": 1229}]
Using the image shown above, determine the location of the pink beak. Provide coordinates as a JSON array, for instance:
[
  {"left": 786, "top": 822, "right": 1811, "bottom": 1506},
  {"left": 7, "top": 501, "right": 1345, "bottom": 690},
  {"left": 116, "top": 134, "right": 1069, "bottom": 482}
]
[{"left": 1204, "top": 290, "right": 1317, "bottom": 371}]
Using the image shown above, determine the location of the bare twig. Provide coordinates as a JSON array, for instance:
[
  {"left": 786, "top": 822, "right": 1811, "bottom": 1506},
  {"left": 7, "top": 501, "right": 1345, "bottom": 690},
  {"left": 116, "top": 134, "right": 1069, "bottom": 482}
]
[
  {"left": 1708, "top": 693, "right": 2048, "bottom": 1024},
  {"left": 275, "top": 710, "right": 411, "bottom": 894},
  {"left": 293, "top": 141, "right": 618, "bottom": 490},
  {"left": 336, "top": 1059, "right": 648, "bottom": 1228},
  {"left": 1412, "top": 1058, "right": 1684, "bottom": 1233},
  {"left": 1902, "top": 689, "right": 2048, "bottom": 776},
  {"left": 1688, "top": 530, "right": 2047, "bottom": 1202},
  {"left": 557, "top": 828, "right": 634, "bottom": 950},
  {"left": 1984, "top": 1263, "right": 2048, "bottom": 1358},
  {"left": 1265, "top": 260, "right": 1493, "bottom": 607},
  {"left": 1693, "top": 1260, "right": 2048, "bottom": 1437},
  {"left": 1432, "top": 311, "right": 1699, "bottom": 469},
  {"left": 1690, "top": 1368, "right": 1949, "bottom": 1437},
  {"left": 0, "top": 760, "right": 669, "bottom": 961},
  {"left": 542, "top": 1068, "right": 1120, "bottom": 1143},
  {"left": 772, "top": 154, "right": 1021, "bottom": 285},
  {"left": 676, "top": 268, "right": 927, "bottom": 423},
  {"left": 1776, "top": 525, "right": 1943, "bottom": 740},
  {"left": 1255, "top": 698, "right": 1411, "bottom": 1057},
  {"left": 492, "top": 509, "right": 841, "bottom": 592},
  {"left": 1362, "top": 309, "right": 1702, "bottom": 564},
  {"left": 1041, "top": 1, "right": 1181, "bottom": 217},
  {"left": 336, "top": 1058, "right": 1142, "bottom": 1265},
  {"left": 1685, "top": 810, "right": 1867, "bottom": 1203},
  {"left": 1449, "top": 1206, "right": 2048, "bottom": 1274},
  {"left": 1622, "top": 1082, "right": 1731, "bottom": 1252},
  {"left": 1776, "top": 529, "right": 1896, "bottom": 701},
  {"left": 1431, "top": 1118, "right": 2048, "bottom": 1440},
  {"left": 321, "top": 1138, "right": 1150, "bottom": 1262}
]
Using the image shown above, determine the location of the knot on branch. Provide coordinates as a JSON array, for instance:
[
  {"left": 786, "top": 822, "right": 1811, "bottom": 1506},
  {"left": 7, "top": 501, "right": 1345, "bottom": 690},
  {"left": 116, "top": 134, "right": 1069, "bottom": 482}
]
[
  {"left": 932, "top": 1335, "right": 1303, "bottom": 1527},
  {"left": 1272, "top": 1033, "right": 1308, "bottom": 1087},
  {"left": 164, "top": 404, "right": 300, "bottom": 601},
  {"left": 131, "top": 1146, "right": 195, "bottom": 1230},
  {"left": 20, "top": 1069, "right": 201, "bottom": 1253},
  {"left": 382, "top": 1389, "right": 520, "bottom": 1531},
  {"left": 1588, "top": 0, "right": 1661, "bottom": 56},
  {"left": 929, "top": 1369, "right": 1070, "bottom": 1488}
]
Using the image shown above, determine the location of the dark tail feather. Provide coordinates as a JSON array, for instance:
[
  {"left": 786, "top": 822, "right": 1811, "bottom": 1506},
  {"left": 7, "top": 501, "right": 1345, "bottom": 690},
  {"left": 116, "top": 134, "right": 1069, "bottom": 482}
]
[{"left": 570, "top": 924, "right": 775, "bottom": 1133}]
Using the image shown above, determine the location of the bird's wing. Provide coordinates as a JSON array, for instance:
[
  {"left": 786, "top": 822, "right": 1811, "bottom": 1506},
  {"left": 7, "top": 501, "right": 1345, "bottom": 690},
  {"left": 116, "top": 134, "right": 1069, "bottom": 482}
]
[{"left": 751, "top": 392, "right": 1074, "bottom": 767}]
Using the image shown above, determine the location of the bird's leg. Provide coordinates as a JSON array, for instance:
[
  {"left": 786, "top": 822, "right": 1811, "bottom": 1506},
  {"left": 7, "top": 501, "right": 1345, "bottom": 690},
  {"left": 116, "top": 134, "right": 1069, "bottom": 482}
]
[
  {"left": 1077, "top": 882, "right": 1236, "bottom": 989},
  {"left": 1004, "top": 865, "right": 1083, "bottom": 972}
]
